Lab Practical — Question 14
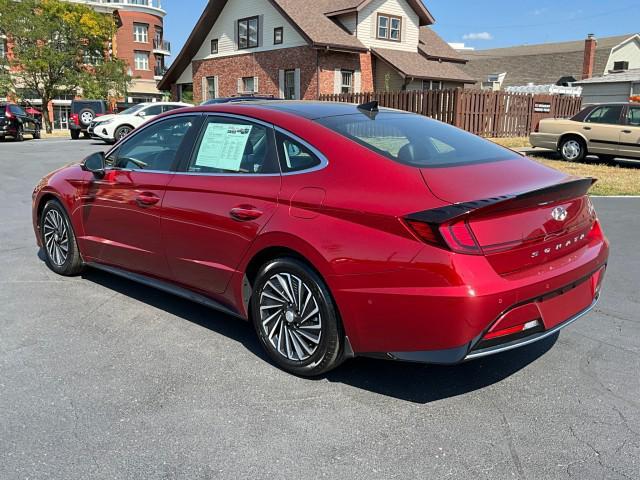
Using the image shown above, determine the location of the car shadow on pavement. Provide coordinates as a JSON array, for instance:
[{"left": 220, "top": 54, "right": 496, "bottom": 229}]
[{"left": 76, "top": 263, "right": 557, "bottom": 404}]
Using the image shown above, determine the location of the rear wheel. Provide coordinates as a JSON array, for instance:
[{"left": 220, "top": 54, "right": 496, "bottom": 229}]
[
  {"left": 33, "top": 126, "right": 41, "bottom": 139},
  {"left": 14, "top": 126, "right": 24, "bottom": 142},
  {"left": 40, "top": 200, "right": 84, "bottom": 276},
  {"left": 250, "top": 257, "right": 343, "bottom": 376},
  {"left": 559, "top": 136, "right": 586, "bottom": 162}
]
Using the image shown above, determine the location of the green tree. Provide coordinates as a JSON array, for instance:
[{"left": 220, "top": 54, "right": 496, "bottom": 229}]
[{"left": 0, "top": 0, "right": 131, "bottom": 132}]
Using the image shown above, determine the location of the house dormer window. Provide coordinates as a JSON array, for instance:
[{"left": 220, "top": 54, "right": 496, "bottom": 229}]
[
  {"left": 377, "top": 14, "right": 401, "bottom": 42},
  {"left": 238, "top": 16, "right": 259, "bottom": 49},
  {"left": 211, "top": 39, "right": 218, "bottom": 54},
  {"left": 274, "top": 27, "right": 283, "bottom": 45}
]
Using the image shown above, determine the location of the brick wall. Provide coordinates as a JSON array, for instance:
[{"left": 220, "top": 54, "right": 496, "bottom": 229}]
[
  {"left": 189, "top": 46, "right": 375, "bottom": 103},
  {"left": 115, "top": 10, "right": 164, "bottom": 81}
]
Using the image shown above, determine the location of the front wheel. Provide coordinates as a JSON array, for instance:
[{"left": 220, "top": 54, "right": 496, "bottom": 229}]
[
  {"left": 33, "top": 127, "right": 41, "bottom": 139},
  {"left": 40, "top": 200, "right": 84, "bottom": 276},
  {"left": 559, "top": 137, "right": 586, "bottom": 162},
  {"left": 251, "top": 258, "right": 344, "bottom": 376},
  {"left": 114, "top": 125, "right": 132, "bottom": 141}
]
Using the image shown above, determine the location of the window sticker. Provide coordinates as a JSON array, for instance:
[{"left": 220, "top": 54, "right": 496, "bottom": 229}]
[{"left": 195, "top": 122, "right": 252, "bottom": 171}]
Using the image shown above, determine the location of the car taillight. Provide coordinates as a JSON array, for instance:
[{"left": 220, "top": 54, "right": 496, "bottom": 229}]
[
  {"left": 70, "top": 113, "right": 79, "bottom": 125},
  {"left": 403, "top": 217, "right": 482, "bottom": 254}
]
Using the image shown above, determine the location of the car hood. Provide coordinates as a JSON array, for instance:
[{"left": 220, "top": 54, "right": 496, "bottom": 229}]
[
  {"left": 93, "top": 114, "right": 117, "bottom": 123},
  {"left": 419, "top": 156, "right": 569, "bottom": 204}
]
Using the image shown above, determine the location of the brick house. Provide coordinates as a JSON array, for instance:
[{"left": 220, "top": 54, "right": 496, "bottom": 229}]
[{"left": 158, "top": 0, "right": 474, "bottom": 103}]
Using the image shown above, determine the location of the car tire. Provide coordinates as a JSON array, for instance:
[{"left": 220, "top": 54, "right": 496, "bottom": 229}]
[
  {"left": 250, "top": 257, "right": 344, "bottom": 377},
  {"left": 114, "top": 125, "right": 133, "bottom": 141},
  {"left": 14, "top": 126, "right": 24, "bottom": 142},
  {"left": 78, "top": 108, "right": 95, "bottom": 128},
  {"left": 33, "top": 126, "right": 41, "bottom": 139},
  {"left": 559, "top": 136, "right": 586, "bottom": 162},
  {"left": 40, "top": 200, "right": 84, "bottom": 276},
  {"left": 70, "top": 130, "right": 80, "bottom": 140}
]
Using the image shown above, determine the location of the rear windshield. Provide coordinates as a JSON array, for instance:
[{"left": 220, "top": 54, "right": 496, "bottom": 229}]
[
  {"left": 316, "top": 113, "right": 518, "bottom": 168},
  {"left": 72, "top": 101, "right": 106, "bottom": 113}
]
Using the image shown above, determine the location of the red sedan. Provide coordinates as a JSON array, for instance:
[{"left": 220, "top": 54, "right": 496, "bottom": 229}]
[{"left": 32, "top": 101, "right": 609, "bottom": 376}]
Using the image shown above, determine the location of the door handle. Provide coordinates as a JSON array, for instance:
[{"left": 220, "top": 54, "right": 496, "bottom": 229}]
[
  {"left": 230, "top": 206, "right": 263, "bottom": 221},
  {"left": 583, "top": 126, "right": 591, "bottom": 130},
  {"left": 622, "top": 129, "right": 632, "bottom": 134},
  {"left": 136, "top": 192, "right": 160, "bottom": 207}
]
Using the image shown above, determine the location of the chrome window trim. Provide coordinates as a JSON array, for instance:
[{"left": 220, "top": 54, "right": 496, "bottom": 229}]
[{"left": 103, "top": 111, "right": 330, "bottom": 177}]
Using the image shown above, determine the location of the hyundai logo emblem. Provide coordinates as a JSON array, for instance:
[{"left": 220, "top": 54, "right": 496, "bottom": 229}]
[{"left": 551, "top": 206, "right": 568, "bottom": 222}]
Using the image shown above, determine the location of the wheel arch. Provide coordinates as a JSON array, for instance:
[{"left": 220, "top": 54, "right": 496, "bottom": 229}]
[{"left": 558, "top": 132, "right": 588, "bottom": 150}]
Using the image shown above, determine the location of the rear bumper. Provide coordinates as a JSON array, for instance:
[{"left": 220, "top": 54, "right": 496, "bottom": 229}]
[
  {"left": 361, "top": 268, "right": 603, "bottom": 365},
  {"left": 530, "top": 132, "right": 559, "bottom": 150}
]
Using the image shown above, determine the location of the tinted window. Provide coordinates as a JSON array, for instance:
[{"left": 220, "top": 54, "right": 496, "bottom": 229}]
[
  {"left": 109, "top": 116, "right": 196, "bottom": 172},
  {"left": 627, "top": 107, "right": 640, "bottom": 126},
  {"left": 188, "top": 117, "right": 278, "bottom": 174},
  {"left": 317, "top": 113, "right": 516, "bottom": 168},
  {"left": 72, "top": 101, "right": 106, "bottom": 113},
  {"left": 10, "top": 105, "right": 25, "bottom": 116},
  {"left": 163, "top": 105, "right": 182, "bottom": 112},
  {"left": 143, "top": 104, "right": 163, "bottom": 116},
  {"left": 275, "top": 132, "right": 322, "bottom": 173},
  {"left": 586, "top": 105, "right": 623, "bottom": 125}
]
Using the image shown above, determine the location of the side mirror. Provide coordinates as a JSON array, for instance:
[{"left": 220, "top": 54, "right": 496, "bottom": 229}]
[
  {"left": 137, "top": 111, "right": 147, "bottom": 117},
  {"left": 81, "top": 152, "right": 106, "bottom": 178}
]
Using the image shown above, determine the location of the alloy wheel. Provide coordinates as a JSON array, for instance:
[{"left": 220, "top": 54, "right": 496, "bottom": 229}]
[
  {"left": 562, "top": 140, "right": 581, "bottom": 161},
  {"left": 259, "top": 272, "right": 322, "bottom": 362},
  {"left": 117, "top": 127, "right": 131, "bottom": 139},
  {"left": 43, "top": 209, "right": 69, "bottom": 266}
]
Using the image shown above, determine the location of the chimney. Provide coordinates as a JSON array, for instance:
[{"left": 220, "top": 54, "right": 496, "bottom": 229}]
[{"left": 582, "top": 33, "right": 597, "bottom": 80}]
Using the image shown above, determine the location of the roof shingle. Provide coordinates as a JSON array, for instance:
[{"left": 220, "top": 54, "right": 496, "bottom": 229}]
[{"left": 373, "top": 48, "right": 475, "bottom": 83}]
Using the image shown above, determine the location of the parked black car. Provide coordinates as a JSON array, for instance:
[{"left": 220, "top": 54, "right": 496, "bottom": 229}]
[
  {"left": 200, "top": 95, "right": 280, "bottom": 105},
  {"left": 0, "top": 103, "right": 41, "bottom": 141},
  {"left": 69, "top": 100, "right": 110, "bottom": 140}
]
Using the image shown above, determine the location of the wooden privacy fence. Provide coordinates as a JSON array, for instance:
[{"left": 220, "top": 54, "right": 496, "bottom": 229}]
[{"left": 319, "top": 89, "right": 582, "bottom": 138}]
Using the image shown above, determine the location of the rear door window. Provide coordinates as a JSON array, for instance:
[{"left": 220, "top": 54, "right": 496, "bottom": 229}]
[
  {"left": 586, "top": 105, "right": 624, "bottom": 125},
  {"left": 626, "top": 107, "right": 640, "bottom": 126}
]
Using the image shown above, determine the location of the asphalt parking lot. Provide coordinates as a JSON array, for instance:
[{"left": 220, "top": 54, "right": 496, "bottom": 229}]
[{"left": 1, "top": 137, "right": 639, "bottom": 479}]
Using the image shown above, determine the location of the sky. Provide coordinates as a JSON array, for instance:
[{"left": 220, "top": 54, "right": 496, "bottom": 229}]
[{"left": 163, "top": 0, "right": 639, "bottom": 64}]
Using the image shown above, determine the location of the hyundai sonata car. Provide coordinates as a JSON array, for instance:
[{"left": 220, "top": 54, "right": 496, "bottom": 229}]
[{"left": 32, "top": 101, "right": 609, "bottom": 376}]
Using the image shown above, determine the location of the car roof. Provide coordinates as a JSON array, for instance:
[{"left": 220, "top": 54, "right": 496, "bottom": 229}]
[{"left": 195, "top": 101, "right": 406, "bottom": 120}]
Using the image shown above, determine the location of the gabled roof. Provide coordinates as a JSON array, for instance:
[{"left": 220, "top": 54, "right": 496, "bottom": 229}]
[
  {"left": 160, "top": 0, "right": 440, "bottom": 91},
  {"left": 372, "top": 48, "right": 475, "bottom": 83},
  {"left": 418, "top": 27, "right": 466, "bottom": 63},
  {"left": 461, "top": 33, "right": 638, "bottom": 88}
]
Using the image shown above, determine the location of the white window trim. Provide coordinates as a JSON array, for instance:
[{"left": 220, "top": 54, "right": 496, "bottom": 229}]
[
  {"left": 134, "top": 52, "right": 150, "bottom": 71},
  {"left": 133, "top": 24, "right": 148, "bottom": 43}
]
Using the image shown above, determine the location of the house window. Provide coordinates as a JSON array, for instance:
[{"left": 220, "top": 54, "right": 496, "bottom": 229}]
[
  {"left": 133, "top": 24, "right": 148, "bottom": 43},
  {"left": 341, "top": 70, "right": 354, "bottom": 94},
  {"left": 241, "top": 76, "right": 255, "bottom": 93},
  {"left": 377, "top": 14, "right": 401, "bottom": 41},
  {"left": 274, "top": 27, "right": 283, "bottom": 45},
  {"left": 422, "top": 80, "right": 442, "bottom": 90},
  {"left": 284, "top": 69, "right": 295, "bottom": 99},
  {"left": 134, "top": 51, "right": 149, "bottom": 70},
  {"left": 613, "top": 60, "right": 629, "bottom": 71},
  {"left": 210, "top": 38, "right": 218, "bottom": 54},
  {"left": 207, "top": 76, "right": 217, "bottom": 100},
  {"left": 238, "top": 16, "right": 259, "bottom": 49}
]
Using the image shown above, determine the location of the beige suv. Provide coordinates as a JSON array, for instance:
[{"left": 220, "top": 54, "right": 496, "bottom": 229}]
[{"left": 530, "top": 103, "right": 640, "bottom": 163}]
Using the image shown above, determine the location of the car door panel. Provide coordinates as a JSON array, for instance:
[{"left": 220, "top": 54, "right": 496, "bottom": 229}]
[
  {"left": 161, "top": 115, "right": 282, "bottom": 296},
  {"left": 78, "top": 170, "right": 173, "bottom": 277},
  {"left": 78, "top": 114, "right": 201, "bottom": 279},
  {"left": 619, "top": 106, "right": 640, "bottom": 158},
  {"left": 583, "top": 105, "right": 624, "bottom": 156}
]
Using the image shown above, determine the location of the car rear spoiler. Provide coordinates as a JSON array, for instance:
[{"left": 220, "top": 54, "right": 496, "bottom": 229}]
[{"left": 406, "top": 177, "right": 596, "bottom": 225}]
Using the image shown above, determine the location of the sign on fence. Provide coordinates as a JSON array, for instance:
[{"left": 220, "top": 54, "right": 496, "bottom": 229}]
[{"left": 319, "top": 89, "right": 582, "bottom": 138}]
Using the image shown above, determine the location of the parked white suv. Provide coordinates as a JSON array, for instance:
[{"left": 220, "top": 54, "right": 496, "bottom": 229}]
[{"left": 89, "top": 102, "right": 191, "bottom": 143}]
